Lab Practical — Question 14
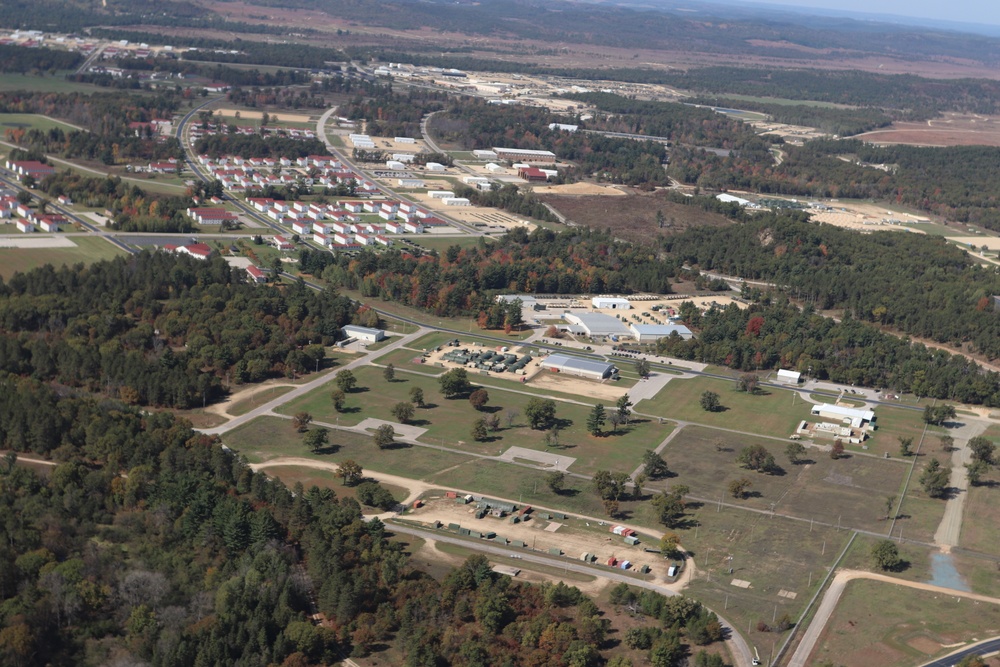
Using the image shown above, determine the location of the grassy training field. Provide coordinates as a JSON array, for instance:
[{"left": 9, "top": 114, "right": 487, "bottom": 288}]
[
  {"left": 682, "top": 508, "right": 850, "bottom": 662},
  {"left": 659, "top": 425, "right": 911, "bottom": 535},
  {"left": 0, "top": 73, "right": 105, "bottom": 94},
  {"left": 0, "top": 236, "right": 126, "bottom": 279},
  {"left": 809, "top": 579, "right": 1000, "bottom": 667},
  {"left": 223, "top": 415, "right": 475, "bottom": 480},
  {"left": 959, "top": 464, "right": 1000, "bottom": 555},
  {"left": 256, "top": 464, "right": 409, "bottom": 506},
  {"left": 637, "top": 375, "right": 814, "bottom": 436},
  {"left": 0, "top": 112, "right": 82, "bottom": 133},
  {"left": 276, "top": 365, "right": 671, "bottom": 475}
]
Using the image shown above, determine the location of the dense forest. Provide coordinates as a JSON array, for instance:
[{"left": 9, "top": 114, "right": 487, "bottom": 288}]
[
  {"left": 657, "top": 67, "right": 1000, "bottom": 116},
  {"left": 664, "top": 216, "right": 1000, "bottom": 361},
  {"left": 656, "top": 299, "right": 1000, "bottom": 406},
  {"left": 341, "top": 85, "right": 450, "bottom": 138},
  {"left": 0, "top": 372, "right": 726, "bottom": 666},
  {"left": 0, "top": 43, "right": 82, "bottom": 74},
  {"left": 0, "top": 252, "right": 356, "bottom": 408},
  {"left": 193, "top": 134, "right": 327, "bottom": 159},
  {"left": 316, "top": 226, "right": 679, "bottom": 314},
  {"left": 685, "top": 97, "right": 892, "bottom": 137}
]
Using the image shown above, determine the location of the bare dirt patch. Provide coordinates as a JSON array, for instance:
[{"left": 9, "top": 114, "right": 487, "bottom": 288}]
[
  {"left": 538, "top": 189, "right": 732, "bottom": 244},
  {"left": 532, "top": 182, "right": 627, "bottom": 196},
  {"left": 214, "top": 109, "right": 312, "bottom": 123},
  {"left": 855, "top": 113, "right": 1000, "bottom": 147},
  {"left": 526, "top": 369, "right": 628, "bottom": 403}
]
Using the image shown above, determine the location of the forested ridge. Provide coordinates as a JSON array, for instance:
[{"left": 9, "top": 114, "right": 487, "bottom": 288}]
[
  {"left": 656, "top": 299, "right": 1000, "bottom": 406},
  {"left": 0, "top": 374, "right": 725, "bottom": 666},
  {"left": 0, "top": 252, "right": 355, "bottom": 408},
  {"left": 665, "top": 216, "right": 1000, "bottom": 360},
  {"left": 314, "top": 226, "right": 679, "bottom": 315}
]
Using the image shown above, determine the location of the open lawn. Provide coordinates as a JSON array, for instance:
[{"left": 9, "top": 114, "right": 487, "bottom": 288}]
[
  {"left": 865, "top": 406, "right": 940, "bottom": 456},
  {"left": 222, "top": 415, "right": 474, "bottom": 480},
  {"left": 809, "top": 579, "right": 1000, "bottom": 667},
  {"left": 280, "top": 365, "right": 670, "bottom": 474},
  {"left": 660, "top": 425, "right": 910, "bottom": 535},
  {"left": 227, "top": 386, "right": 295, "bottom": 416},
  {"left": 278, "top": 366, "right": 670, "bottom": 475},
  {"left": 0, "top": 112, "right": 82, "bottom": 133},
  {"left": 256, "top": 464, "right": 409, "bottom": 507},
  {"left": 959, "top": 465, "right": 1000, "bottom": 555},
  {"left": 376, "top": 347, "right": 431, "bottom": 369},
  {"left": 0, "top": 73, "right": 105, "bottom": 94},
  {"left": 637, "top": 376, "right": 814, "bottom": 437},
  {"left": 0, "top": 236, "right": 126, "bottom": 279},
  {"left": 683, "top": 508, "right": 850, "bottom": 662}
]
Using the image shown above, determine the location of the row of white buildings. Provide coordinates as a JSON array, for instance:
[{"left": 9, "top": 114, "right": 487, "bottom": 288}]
[{"left": 195, "top": 154, "right": 381, "bottom": 195}]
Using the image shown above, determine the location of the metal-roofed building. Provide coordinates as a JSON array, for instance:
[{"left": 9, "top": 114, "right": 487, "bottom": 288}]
[
  {"left": 592, "top": 296, "right": 631, "bottom": 310},
  {"left": 539, "top": 354, "right": 617, "bottom": 380},
  {"left": 342, "top": 325, "right": 386, "bottom": 343},
  {"left": 564, "top": 312, "right": 631, "bottom": 338},
  {"left": 629, "top": 323, "right": 694, "bottom": 342},
  {"left": 810, "top": 403, "right": 875, "bottom": 429}
]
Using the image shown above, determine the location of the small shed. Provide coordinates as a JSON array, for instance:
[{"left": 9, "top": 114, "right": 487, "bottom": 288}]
[
  {"left": 625, "top": 536, "right": 640, "bottom": 546},
  {"left": 777, "top": 369, "right": 802, "bottom": 384},
  {"left": 547, "top": 547, "right": 562, "bottom": 556}
]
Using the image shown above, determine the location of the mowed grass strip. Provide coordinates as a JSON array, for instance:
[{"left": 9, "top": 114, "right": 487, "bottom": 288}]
[
  {"left": 660, "top": 425, "right": 909, "bottom": 534},
  {"left": 277, "top": 365, "right": 669, "bottom": 474},
  {"left": 959, "top": 465, "right": 1000, "bottom": 554},
  {"left": 809, "top": 579, "right": 1000, "bottom": 667},
  {"left": 0, "top": 236, "right": 126, "bottom": 279},
  {"left": 636, "top": 375, "right": 813, "bottom": 436},
  {"left": 0, "top": 112, "right": 82, "bottom": 132},
  {"left": 222, "top": 415, "right": 474, "bottom": 480}
]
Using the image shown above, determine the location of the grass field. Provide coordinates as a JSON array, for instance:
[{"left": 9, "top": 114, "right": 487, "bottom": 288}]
[
  {"left": 223, "top": 415, "right": 475, "bottom": 480},
  {"left": 227, "top": 386, "right": 295, "bottom": 416},
  {"left": 660, "top": 425, "right": 912, "bottom": 536},
  {"left": 0, "top": 73, "right": 104, "bottom": 94},
  {"left": 276, "top": 365, "right": 671, "bottom": 475},
  {"left": 637, "top": 376, "right": 814, "bottom": 437},
  {"left": 682, "top": 508, "right": 851, "bottom": 663},
  {"left": 0, "top": 112, "right": 82, "bottom": 133},
  {"left": 809, "top": 579, "right": 1000, "bottom": 667},
  {"left": 0, "top": 236, "right": 126, "bottom": 279},
  {"left": 959, "top": 464, "right": 1000, "bottom": 554},
  {"left": 257, "top": 464, "right": 409, "bottom": 506}
]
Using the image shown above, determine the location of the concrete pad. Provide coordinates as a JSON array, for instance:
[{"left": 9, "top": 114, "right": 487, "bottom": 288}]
[
  {"left": 0, "top": 235, "right": 76, "bottom": 248},
  {"left": 355, "top": 417, "right": 428, "bottom": 441},
  {"left": 498, "top": 446, "right": 576, "bottom": 470},
  {"left": 544, "top": 522, "right": 563, "bottom": 532}
]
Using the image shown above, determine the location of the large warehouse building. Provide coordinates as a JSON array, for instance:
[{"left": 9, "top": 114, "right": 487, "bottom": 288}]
[
  {"left": 539, "top": 354, "right": 618, "bottom": 380},
  {"left": 810, "top": 404, "right": 875, "bottom": 429},
  {"left": 629, "top": 323, "right": 694, "bottom": 342},
  {"left": 563, "top": 313, "right": 631, "bottom": 338},
  {"left": 492, "top": 147, "right": 557, "bottom": 163}
]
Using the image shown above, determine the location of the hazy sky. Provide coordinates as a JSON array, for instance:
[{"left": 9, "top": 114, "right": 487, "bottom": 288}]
[{"left": 732, "top": 0, "right": 1000, "bottom": 26}]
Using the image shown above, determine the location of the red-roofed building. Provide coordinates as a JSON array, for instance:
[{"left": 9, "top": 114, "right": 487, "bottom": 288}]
[
  {"left": 518, "top": 166, "right": 548, "bottom": 181},
  {"left": 177, "top": 243, "right": 213, "bottom": 260},
  {"left": 245, "top": 265, "right": 267, "bottom": 283},
  {"left": 6, "top": 160, "right": 55, "bottom": 179},
  {"left": 270, "top": 235, "right": 295, "bottom": 251},
  {"left": 186, "top": 207, "right": 238, "bottom": 225}
]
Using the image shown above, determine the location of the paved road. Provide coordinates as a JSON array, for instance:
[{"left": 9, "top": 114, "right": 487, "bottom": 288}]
[
  {"left": 920, "top": 638, "right": 1000, "bottom": 667},
  {"left": 200, "top": 330, "right": 421, "bottom": 436},
  {"left": 787, "top": 569, "right": 1000, "bottom": 667},
  {"left": 384, "top": 521, "right": 754, "bottom": 667}
]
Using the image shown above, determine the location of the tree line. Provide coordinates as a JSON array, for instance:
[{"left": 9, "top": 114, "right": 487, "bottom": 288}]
[
  {"left": 0, "top": 252, "right": 358, "bottom": 408},
  {"left": 664, "top": 214, "right": 1000, "bottom": 362}
]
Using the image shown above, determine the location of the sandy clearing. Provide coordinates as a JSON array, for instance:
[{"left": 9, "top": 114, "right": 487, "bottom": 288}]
[
  {"left": 202, "top": 380, "right": 298, "bottom": 417},
  {"left": 531, "top": 182, "right": 627, "bottom": 196},
  {"left": 949, "top": 236, "right": 1000, "bottom": 250},
  {"left": 213, "top": 109, "right": 312, "bottom": 123},
  {"left": 250, "top": 457, "right": 423, "bottom": 504},
  {"left": 0, "top": 235, "right": 77, "bottom": 248},
  {"left": 525, "top": 369, "right": 628, "bottom": 402}
]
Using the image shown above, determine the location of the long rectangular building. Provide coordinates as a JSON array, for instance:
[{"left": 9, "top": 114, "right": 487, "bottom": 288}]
[
  {"left": 539, "top": 354, "right": 617, "bottom": 380},
  {"left": 492, "top": 147, "right": 557, "bottom": 163}
]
